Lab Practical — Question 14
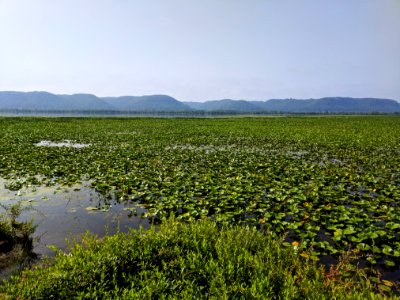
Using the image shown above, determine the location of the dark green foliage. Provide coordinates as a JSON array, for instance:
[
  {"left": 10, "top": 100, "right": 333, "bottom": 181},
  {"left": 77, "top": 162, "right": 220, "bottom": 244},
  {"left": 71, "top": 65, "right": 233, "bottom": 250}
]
[{"left": 0, "top": 219, "right": 387, "bottom": 299}]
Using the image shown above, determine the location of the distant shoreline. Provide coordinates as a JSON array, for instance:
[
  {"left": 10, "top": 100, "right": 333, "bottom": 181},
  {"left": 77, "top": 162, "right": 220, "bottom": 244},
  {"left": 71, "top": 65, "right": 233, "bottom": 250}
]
[{"left": 0, "top": 109, "right": 398, "bottom": 118}]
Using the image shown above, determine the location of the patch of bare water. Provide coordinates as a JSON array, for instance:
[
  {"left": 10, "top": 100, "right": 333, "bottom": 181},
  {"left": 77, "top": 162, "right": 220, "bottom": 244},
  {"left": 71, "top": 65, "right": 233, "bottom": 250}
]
[
  {"left": 0, "top": 178, "right": 148, "bottom": 279},
  {"left": 35, "top": 140, "right": 92, "bottom": 148}
]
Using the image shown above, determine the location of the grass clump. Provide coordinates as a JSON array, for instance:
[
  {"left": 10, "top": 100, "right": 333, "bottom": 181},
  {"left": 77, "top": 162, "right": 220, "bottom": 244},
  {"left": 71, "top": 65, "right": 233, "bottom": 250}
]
[
  {"left": 0, "top": 202, "right": 36, "bottom": 270},
  {"left": 0, "top": 219, "right": 393, "bottom": 299},
  {"left": 0, "top": 203, "right": 35, "bottom": 241}
]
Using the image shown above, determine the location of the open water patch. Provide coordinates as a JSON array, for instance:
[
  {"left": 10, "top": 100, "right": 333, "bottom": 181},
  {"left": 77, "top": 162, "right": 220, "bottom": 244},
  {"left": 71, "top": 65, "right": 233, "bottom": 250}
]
[
  {"left": 0, "top": 178, "right": 148, "bottom": 279},
  {"left": 35, "top": 140, "right": 92, "bottom": 148}
]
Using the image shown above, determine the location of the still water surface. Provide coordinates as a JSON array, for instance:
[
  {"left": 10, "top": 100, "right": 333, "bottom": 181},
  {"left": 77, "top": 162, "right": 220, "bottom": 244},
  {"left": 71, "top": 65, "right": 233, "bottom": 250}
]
[{"left": 0, "top": 179, "right": 149, "bottom": 279}]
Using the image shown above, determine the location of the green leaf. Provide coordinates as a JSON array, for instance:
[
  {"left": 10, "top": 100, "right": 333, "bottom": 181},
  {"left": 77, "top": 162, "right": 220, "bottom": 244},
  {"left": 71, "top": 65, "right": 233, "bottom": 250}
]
[
  {"left": 343, "top": 226, "right": 356, "bottom": 235},
  {"left": 356, "top": 243, "right": 371, "bottom": 251},
  {"left": 382, "top": 245, "right": 393, "bottom": 256},
  {"left": 384, "top": 260, "right": 395, "bottom": 267},
  {"left": 333, "top": 229, "right": 342, "bottom": 237},
  {"left": 382, "top": 280, "right": 394, "bottom": 287},
  {"left": 366, "top": 257, "right": 376, "bottom": 264},
  {"left": 380, "top": 285, "right": 392, "bottom": 292},
  {"left": 369, "top": 276, "right": 379, "bottom": 283}
]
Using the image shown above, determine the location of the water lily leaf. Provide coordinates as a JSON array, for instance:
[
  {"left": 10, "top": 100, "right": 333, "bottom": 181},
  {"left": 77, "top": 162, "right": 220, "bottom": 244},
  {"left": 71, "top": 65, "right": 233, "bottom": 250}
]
[
  {"left": 372, "top": 246, "right": 381, "bottom": 253},
  {"left": 376, "top": 230, "right": 386, "bottom": 237},
  {"left": 388, "top": 223, "right": 400, "bottom": 230},
  {"left": 349, "top": 236, "right": 361, "bottom": 243},
  {"left": 366, "top": 257, "right": 376, "bottom": 264},
  {"left": 123, "top": 207, "right": 137, "bottom": 212},
  {"left": 384, "top": 260, "right": 395, "bottom": 267},
  {"left": 379, "top": 285, "right": 392, "bottom": 292},
  {"left": 369, "top": 276, "right": 379, "bottom": 283},
  {"left": 85, "top": 206, "right": 99, "bottom": 211},
  {"left": 343, "top": 226, "right": 356, "bottom": 235},
  {"left": 300, "top": 252, "right": 309, "bottom": 259},
  {"left": 333, "top": 229, "right": 342, "bottom": 236},
  {"left": 382, "top": 245, "right": 393, "bottom": 256},
  {"left": 200, "top": 209, "right": 209, "bottom": 215},
  {"left": 326, "top": 246, "right": 338, "bottom": 254},
  {"left": 382, "top": 280, "right": 394, "bottom": 287},
  {"left": 356, "top": 243, "right": 371, "bottom": 251}
]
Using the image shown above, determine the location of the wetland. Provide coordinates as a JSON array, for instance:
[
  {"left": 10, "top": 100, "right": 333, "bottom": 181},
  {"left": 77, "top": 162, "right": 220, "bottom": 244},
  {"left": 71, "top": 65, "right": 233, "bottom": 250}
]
[{"left": 0, "top": 116, "right": 399, "bottom": 297}]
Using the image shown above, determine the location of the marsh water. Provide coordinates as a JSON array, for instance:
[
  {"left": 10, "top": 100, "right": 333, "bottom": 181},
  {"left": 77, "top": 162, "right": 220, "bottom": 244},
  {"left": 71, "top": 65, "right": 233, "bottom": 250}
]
[{"left": 0, "top": 178, "right": 149, "bottom": 279}]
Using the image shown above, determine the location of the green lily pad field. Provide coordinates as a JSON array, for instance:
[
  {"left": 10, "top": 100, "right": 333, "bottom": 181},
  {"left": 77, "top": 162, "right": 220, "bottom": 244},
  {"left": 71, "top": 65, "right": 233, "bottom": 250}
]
[{"left": 0, "top": 116, "right": 399, "bottom": 272}]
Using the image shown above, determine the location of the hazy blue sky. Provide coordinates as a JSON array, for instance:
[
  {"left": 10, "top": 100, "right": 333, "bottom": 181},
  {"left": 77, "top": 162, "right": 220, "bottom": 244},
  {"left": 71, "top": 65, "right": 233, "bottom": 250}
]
[{"left": 0, "top": 0, "right": 399, "bottom": 101}]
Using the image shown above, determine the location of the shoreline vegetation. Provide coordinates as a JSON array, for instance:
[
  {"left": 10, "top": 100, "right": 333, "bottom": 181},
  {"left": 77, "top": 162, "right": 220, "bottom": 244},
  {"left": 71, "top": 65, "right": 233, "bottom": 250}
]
[
  {"left": 0, "top": 202, "right": 37, "bottom": 275},
  {"left": 0, "top": 109, "right": 399, "bottom": 117},
  {"left": 0, "top": 218, "right": 396, "bottom": 299},
  {"left": 0, "top": 116, "right": 398, "bottom": 298}
]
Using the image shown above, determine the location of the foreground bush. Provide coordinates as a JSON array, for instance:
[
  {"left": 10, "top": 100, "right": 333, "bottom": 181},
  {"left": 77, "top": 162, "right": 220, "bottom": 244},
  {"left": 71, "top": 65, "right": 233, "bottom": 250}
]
[{"left": 0, "top": 219, "right": 391, "bottom": 299}]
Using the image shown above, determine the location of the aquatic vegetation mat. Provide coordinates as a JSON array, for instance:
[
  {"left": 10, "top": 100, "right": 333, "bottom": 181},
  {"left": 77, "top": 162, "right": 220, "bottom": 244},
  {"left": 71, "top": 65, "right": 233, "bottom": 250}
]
[{"left": 0, "top": 116, "right": 399, "bottom": 283}]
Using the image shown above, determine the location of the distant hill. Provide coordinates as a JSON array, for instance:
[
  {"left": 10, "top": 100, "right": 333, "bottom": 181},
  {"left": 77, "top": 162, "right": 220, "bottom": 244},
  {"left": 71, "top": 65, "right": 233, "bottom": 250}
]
[
  {"left": 0, "top": 91, "right": 64, "bottom": 110},
  {"left": 60, "top": 94, "right": 112, "bottom": 110},
  {"left": 101, "top": 95, "right": 191, "bottom": 111},
  {"left": 249, "top": 97, "right": 400, "bottom": 113},
  {"left": 0, "top": 92, "right": 399, "bottom": 114},
  {"left": 186, "top": 97, "right": 400, "bottom": 113},
  {"left": 0, "top": 91, "right": 112, "bottom": 111},
  {"left": 0, "top": 92, "right": 191, "bottom": 112}
]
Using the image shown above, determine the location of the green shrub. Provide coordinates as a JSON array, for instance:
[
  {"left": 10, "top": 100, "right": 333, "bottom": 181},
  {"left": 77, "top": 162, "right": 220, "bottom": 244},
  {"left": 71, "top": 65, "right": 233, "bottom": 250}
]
[{"left": 1, "top": 218, "right": 391, "bottom": 299}]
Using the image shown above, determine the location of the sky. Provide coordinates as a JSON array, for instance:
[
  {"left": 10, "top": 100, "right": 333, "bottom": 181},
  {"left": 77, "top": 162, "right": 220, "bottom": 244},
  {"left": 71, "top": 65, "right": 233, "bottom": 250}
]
[{"left": 0, "top": 0, "right": 399, "bottom": 101}]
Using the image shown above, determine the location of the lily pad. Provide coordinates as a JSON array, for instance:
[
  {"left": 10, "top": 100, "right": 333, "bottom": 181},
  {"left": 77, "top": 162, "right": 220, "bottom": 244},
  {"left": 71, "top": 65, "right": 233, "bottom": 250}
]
[{"left": 85, "top": 206, "right": 99, "bottom": 211}]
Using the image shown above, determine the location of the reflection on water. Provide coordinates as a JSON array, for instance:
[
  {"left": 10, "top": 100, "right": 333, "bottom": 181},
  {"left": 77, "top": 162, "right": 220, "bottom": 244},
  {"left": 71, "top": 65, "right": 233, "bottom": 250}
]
[{"left": 0, "top": 179, "right": 149, "bottom": 279}]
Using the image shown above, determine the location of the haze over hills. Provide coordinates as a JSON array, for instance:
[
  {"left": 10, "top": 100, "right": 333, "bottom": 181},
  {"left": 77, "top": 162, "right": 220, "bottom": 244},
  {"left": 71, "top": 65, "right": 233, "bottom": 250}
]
[
  {"left": 184, "top": 97, "right": 400, "bottom": 113},
  {"left": 184, "top": 99, "right": 261, "bottom": 112},
  {"left": 0, "top": 91, "right": 399, "bottom": 114},
  {"left": 102, "top": 95, "right": 191, "bottom": 111},
  {"left": 247, "top": 97, "right": 400, "bottom": 113}
]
